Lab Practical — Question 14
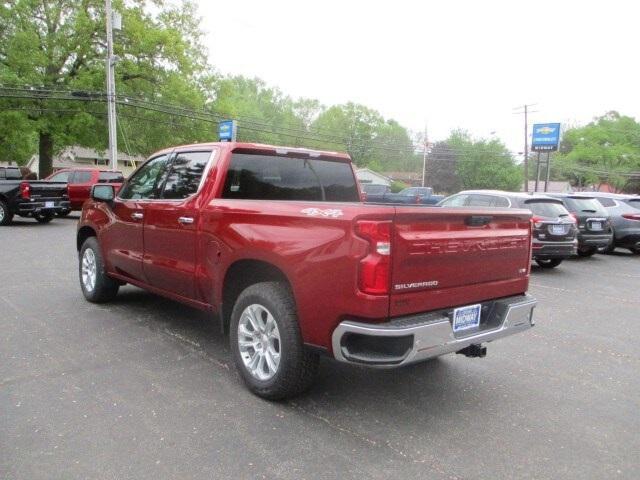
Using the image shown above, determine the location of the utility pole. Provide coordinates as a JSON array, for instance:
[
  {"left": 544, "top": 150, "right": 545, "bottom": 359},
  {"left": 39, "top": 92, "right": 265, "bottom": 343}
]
[
  {"left": 421, "top": 123, "right": 428, "bottom": 187},
  {"left": 514, "top": 104, "right": 538, "bottom": 192},
  {"left": 544, "top": 152, "right": 551, "bottom": 192},
  {"left": 105, "top": 0, "right": 119, "bottom": 171}
]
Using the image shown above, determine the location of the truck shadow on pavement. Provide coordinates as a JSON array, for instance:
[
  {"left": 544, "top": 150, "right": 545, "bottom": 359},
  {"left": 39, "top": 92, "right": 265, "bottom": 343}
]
[{"left": 110, "top": 286, "right": 498, "bottom": 424}]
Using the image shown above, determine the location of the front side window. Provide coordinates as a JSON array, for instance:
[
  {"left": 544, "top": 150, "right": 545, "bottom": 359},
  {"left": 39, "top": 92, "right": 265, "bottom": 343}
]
[
  {"left": 49, "top": 171, "right": 70, "bottom": 182},
  {"left": 222, "top": 153, "right": 360, "bottom": 202},
  {"left": 72, "top": 171, "right": 93, "bottom": 184},
  {"left": 161, "top": 151, "right": 211, "bottom": 199},
  {"left": 439, "top": 194, "right": 469, "bottom": 207},
  {"left": 119, "top": 155, "right": 170, "bottom": 200}
]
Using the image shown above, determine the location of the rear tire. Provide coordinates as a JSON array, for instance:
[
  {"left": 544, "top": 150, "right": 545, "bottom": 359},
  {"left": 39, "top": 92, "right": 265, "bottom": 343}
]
[
  {"left": 577, "top": 246, "right": 597, "bottom": 257},
  {"left": 602, "top": 240, "right": 616, "bottom": 254},
  {"left": 79, "top": 237, "right": 119, "bottom": 303},
  {"left": 0, "top": 200, "right": 13, "bottom": 226},
  {"left": 34, "top": 212, "right": 54, "bottom": 223},
  {"left": 535, "top": 258, "right": 563, "bottom": 268},
  {"left": 230, "top": 281, "right": 319, "bottom": 400},
  {"left": 629, "top": 247, "right": 640, "bottom": 255},
  {"left": 56, "top": 209, "right": 71, "bottom": 217}
]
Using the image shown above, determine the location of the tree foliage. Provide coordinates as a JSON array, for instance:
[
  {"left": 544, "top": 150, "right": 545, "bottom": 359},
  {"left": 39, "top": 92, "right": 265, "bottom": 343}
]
[
  {"left": 447, "top": 130, "right": 522, "bottom": 191},
  {"left": 555, "top": 111, "right": 640, "bottom": 192}
]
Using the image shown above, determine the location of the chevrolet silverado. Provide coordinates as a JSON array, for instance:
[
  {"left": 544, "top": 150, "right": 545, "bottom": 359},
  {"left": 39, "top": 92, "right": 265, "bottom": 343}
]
[{"left": 76, "top": 143, "right": 536, "bottom": 399}]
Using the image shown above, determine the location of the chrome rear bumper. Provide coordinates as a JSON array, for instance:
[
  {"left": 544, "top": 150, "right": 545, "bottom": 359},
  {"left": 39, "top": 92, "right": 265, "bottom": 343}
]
[{"left": 332, "top": 294, "right": 536, "bottom": 367}]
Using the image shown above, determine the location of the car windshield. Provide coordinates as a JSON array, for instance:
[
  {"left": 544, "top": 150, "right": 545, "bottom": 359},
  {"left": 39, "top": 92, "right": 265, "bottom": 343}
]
[
  {"left": 525, "top": 200, "right": 569, "bottom": 218},
  {"left": 564, "top": 197, "right": 608, "bottom": 215}
]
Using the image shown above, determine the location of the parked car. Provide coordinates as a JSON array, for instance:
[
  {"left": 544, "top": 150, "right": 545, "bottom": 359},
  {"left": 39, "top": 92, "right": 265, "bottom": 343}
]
[
  {"left": 544, "top": 194, "right": 613, "bottom": 257},
  {"left": 573, "top": 192, "right": 640, "bottom": 254},
  {"left": 362, "top": 185, "right": 443, "bottom": 205},
  {"left": 46, "top": 168, "right": 125, "bottom": 216},
  {"left": 77, "top": 143, "right": 536, "bottom": 399},
  {"left": 0, "top": 166, "right": 70, "bottom": 225},
  {"left": 438, "top": 190, "right": 578, "bottom": 268}
]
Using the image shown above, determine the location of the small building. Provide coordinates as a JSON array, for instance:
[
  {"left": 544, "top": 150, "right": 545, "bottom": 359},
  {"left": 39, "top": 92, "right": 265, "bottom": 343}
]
[
  {"left": 524, "top": 180, "right": 573, "bottom": 193},
  {"left": 26, "top": 146, "right": 145, "bottom": 177},
  {"left": 383, "top": 171, "right": 422, "bottom": 187},
  {"left": 355, "top": 168, "right": 392, "bottom": 186}
]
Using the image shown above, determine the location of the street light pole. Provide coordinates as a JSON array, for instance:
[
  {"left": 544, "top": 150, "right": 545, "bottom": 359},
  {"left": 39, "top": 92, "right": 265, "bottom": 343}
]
[
  {"left": 514, "top": 103, "right": 538, "bottom": 193},
  {"left": 105, "top": 0, "right": 118, "bottom": 171}
]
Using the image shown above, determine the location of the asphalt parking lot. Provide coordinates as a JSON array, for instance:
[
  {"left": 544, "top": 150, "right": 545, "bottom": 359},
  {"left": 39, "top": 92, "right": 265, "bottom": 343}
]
[{"left": 1, "top": 216, "right": 639, "bottom": 480}]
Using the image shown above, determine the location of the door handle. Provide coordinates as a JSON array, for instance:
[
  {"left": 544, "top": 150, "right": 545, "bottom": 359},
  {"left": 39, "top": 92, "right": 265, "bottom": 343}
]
[
  {"left": 131, "top": 212, "right": 144, "bottom": 220},
  {"left": 178, "top": 216, "right": 194, "bottom": 225}
]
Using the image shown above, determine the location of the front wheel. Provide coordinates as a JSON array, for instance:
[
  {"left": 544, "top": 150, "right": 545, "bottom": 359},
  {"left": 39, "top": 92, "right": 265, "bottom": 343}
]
[
  {"left": 34, "top": 212, "right": 54, "bottom": 223},
  {"left": 577, "top": 246, "right": 597, "bottom": 257},
  {"left": 535, "top": 258, "right": 563, "bottom": 268},
  {"left": 79, "top": 237, "right": 119, "bottom": 303},
  {"left": 0, "top": 200, "right": 13, "bottom": 226},
  {"left": 230, "top": 282, "right": 319, "bottom": 400}
]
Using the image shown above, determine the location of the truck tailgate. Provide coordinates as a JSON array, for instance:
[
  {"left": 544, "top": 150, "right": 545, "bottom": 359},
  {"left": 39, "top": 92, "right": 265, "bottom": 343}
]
[
  {"left": 28, "top": 181, "right": 67, "bottom": 198},
  {"left": 390, "top": 207, "right": 532, "bottom": 317}
]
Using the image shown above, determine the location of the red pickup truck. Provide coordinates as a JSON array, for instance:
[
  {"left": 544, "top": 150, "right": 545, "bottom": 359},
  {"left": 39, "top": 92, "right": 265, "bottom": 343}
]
[
  {"left": 77, "top": 143, "right": 536, "bottom": 399},
  {"left": 47, "top": 168, "right": 124, "bottom": 215}
]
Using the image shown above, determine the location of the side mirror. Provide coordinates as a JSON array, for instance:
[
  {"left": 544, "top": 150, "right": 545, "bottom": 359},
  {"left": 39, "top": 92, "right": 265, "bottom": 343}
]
[{"left": 91, "top": 184, "right": 115, "bottom": 202}]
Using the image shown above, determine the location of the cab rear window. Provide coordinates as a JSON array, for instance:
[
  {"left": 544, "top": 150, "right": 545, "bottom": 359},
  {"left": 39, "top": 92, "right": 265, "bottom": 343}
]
[{"left": 222, "top": 154, "right": 360, "bottom": 202}]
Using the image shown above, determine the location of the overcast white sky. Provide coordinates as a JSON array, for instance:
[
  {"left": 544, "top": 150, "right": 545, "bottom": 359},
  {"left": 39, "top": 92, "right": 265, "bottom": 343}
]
[{"left": 196, "top": 0, "right": 639, "bottom": 156}]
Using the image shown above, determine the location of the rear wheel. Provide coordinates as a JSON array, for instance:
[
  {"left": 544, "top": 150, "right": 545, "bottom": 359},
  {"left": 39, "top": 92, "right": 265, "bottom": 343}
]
[
  {"left": 0, "top": 200, "right": 13, "bottom": 226},
  {"left": 56, "top": 209, "right": 71, "bottom": 217},
  {"left": 577, "top": 246, "right": 597, "bottom": 257},
  {"left": 629, "top": 247, "right": 640, "bottom": 255},
  {"left": 34, "top": 212, "right": 54, "bottom": 223},
  {"left": 535, "top": 258, "right": 563, "bottom": 268},
  {"left": 79, "top": 237, "right": 119, "bottom": 303},
  {"left": 230, "top": 281, "right": 319, "bottom": 400}
]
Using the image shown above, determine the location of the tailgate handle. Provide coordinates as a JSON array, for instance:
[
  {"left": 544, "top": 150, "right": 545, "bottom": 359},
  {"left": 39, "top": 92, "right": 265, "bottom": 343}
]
[{"left": 465, "top": 215, "right": 492, "bottom": 227}]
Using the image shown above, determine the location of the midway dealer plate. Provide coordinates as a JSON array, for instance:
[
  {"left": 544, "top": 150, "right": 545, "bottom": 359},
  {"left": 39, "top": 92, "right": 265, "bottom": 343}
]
[
  {"left": 45, "top": 201, "right": 54, "bottom": 208},
  {"left": 590, "top": 221, "right": 602, "bottom": 231},
  {"left": 452, "top": 304, "right": 481, "bottom": 333}
]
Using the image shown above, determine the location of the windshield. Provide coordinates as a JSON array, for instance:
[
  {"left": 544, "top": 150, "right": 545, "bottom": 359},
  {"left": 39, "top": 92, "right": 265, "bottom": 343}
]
[{"left": 525, "top": 200, "right": 569, "bottom": 218}]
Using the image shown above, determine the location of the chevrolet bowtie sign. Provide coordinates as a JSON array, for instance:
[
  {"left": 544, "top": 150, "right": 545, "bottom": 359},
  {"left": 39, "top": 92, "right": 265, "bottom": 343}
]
[{"left": 531, "top": 123, "right": 561, "bottom": 152}]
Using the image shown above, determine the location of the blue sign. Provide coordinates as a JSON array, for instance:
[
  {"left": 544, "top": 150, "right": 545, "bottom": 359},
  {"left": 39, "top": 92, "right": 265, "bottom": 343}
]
[
  {"left": 531, "top": 123, "right": 561, "bottom": 152},
  {"left": 218, "top": 120, "right": 237, "bottom": 142}
]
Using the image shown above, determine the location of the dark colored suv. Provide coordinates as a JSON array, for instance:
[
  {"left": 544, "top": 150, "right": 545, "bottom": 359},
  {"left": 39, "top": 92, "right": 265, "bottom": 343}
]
[
  {"left": 438, "top": 190, "right": 578, "bottom": 268},
  {"left": 544, "top": 194, "right": 613, "bottom": 256}
]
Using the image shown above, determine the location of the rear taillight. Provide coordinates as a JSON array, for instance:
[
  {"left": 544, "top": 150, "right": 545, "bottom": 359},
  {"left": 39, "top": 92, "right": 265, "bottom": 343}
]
[
  {"left": 531, "top": 216, "right": 544, "bottom": 229},
  {"left": 355, "top": 220, "right": 392, "bottom": 295},
  {"left": 569, "top": 213, "right": 578, "bottom": 224},
  {"left": 20, "top": 181, "right": 30, "bottom": 200},
  {"left": 622, "top": 213, "right": 640, "bottom": 221}
]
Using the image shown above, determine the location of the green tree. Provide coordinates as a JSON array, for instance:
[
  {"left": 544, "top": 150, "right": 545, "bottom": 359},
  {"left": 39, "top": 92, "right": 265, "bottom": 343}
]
[
  {"left": 447, "top": 130, "right": 522, "bottom": 191},
  {"left": 424, "top": 141, "right": 461, "bottom": 194},
  {"left": 555, "top": 111, "right": 640, "bottom": 192},
  {"left": 0, "top": 0, "right": 210, "bottom": 175}
]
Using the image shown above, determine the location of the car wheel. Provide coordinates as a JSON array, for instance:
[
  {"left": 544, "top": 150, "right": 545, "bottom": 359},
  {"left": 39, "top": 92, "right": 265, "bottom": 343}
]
[
  {"left": 79, "top": 237, "right": 119, "bottom": 303},
  {"left": 602, "top": 240, "right": 616, "bottom": 254},
  {"left": 0, "top": 200, "right": 13, "bottom": 226},
  {"left": 629, "top": 247, "right": 640, "bottom": 255},
  {"left": 34, "top": 212, "right": 54, "bottom": 223},
  {"left": 56, "top": 209, "right": 71, "bottom": 217},
  {"left": 577, "top": 246, "right": 597, "bottom": 257},
  {"left": 230, "top": 281, "right": 319, "bottom": 400},
  {"left": 535, "top": 258, "right": 563, "bottom": 268}
]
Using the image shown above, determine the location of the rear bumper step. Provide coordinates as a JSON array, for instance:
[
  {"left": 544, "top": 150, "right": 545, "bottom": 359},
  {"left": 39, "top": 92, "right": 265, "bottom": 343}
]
[{"left": 332, "top": 294, "right": 536, "bottom": 367}]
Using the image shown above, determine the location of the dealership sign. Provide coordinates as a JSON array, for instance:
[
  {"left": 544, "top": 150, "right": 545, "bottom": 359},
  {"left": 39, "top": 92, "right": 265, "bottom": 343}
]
[
  {"left": 531, "top": 123, "right": 561, "bottom": 152},
  {"left": 218, "top": 120, "right": 237, "bottom": 142}
]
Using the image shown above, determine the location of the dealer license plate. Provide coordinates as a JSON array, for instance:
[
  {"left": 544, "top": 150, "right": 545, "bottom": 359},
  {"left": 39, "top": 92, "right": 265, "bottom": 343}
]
[
  {"left": 452, "top": 304, "right": 481, "bottom": 333},
  {"left": 550, "top": 224, "right": 567, "bottom": 235},
  {"left": 45, "top": 201, "right": 54, "bottom": 208},
  {"left": 590, "top": 221, "right": 602, "bottom": 231}
]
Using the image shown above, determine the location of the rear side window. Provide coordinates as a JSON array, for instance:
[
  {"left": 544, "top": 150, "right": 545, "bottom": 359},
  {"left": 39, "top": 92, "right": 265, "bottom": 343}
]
[
  {"left": 595, "top": 197, "right": 616, "bottom": 208},
  {"left": 222, "top": 154, "right": 360, "bottom": 202},
  {"left": 525, "top": 201, "right": 569, "bottom": 218},
  {"left": 363, "top": 184, "right": 388, "bottom": 195},
  {"left": 72, "top": 171, "right": 93, "bottom": 183},
  {"left": 0, "top": 168, "right": 22, "bottom": 180},
  {"left": 467, "top": 194, "right": 498, "bottom": 207},
  {"left": 624, "top": 198, "right": 640, "bottom": 211},
  {"left": 98, "top": 172, "right": 125, "bottom": 183},
  {"left": 161, "top": 151, "right": 211, "bottom": 199}
]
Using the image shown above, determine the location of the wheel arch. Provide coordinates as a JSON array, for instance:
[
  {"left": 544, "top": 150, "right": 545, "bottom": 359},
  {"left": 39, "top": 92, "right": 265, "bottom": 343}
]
[
  {"left": 77, "top": 225, "right": 97, "bottom": 251},
  {"left": 220, "top": 259, "right": 294, "bottom": 334}
]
